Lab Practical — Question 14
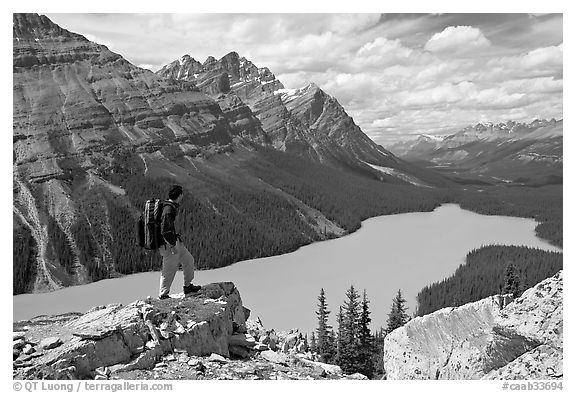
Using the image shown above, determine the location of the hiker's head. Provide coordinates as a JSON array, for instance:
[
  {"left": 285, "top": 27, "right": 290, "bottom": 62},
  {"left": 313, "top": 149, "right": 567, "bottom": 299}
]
[{"left": 168, "top": 184, "right": 183, "bottom": 202}]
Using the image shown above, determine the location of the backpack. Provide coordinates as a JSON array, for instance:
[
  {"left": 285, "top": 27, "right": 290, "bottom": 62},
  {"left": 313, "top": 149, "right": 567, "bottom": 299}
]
[{"left": 136, "top": 199, "right": 164, "bottom": 250}]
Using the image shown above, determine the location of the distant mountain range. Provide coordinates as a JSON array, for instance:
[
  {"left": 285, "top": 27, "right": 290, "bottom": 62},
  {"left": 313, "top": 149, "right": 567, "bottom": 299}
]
[
  {"left": 387, "top": 119, "right": 563, "bottom": 186},
  {"left": 13, "top": 13, "right": 448, "bottom": 294}
]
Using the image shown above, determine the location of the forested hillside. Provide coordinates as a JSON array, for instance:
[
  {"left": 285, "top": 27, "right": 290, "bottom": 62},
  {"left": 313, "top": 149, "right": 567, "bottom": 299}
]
[
  {"left": 415, "top": 245, "right": 563, "bottom": 316},
  {"left": 13, "top": 221, "right": 37, "bottom": 295},
  {"left": 456, "top": 185, "right": 562, "bottom": 247},
  {"left": 97, "top": 146, "right": 452, "bottom": 277}
]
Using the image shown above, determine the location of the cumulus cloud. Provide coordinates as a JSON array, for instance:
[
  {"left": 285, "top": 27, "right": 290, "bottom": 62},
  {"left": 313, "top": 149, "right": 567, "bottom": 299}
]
[
  {"left": 521, "top": 44, "right": 563, "bottom": 69},
  {"left": 424, "top": 25, "right": 491, "bottom": 54},
  {"left": 356, "top": 37, "right": 418, "bottom": 68}
]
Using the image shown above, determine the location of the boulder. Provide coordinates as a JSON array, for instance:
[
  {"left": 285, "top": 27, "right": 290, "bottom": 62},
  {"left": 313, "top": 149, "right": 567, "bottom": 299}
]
[
  {"left": 261, "top": 350, "right": 289, "bottom": 366},
  {"left": 207, "top": 353, "right": 228, "bottom": 364},
  {"left": 22, "top": 344, "right": 35, "bottom": 355},
  {"left": 40, "top": 337, "right": 63, "bottom": 350},
  {"left": 187, "top": 359, "right": 200, "bottom": 367},
  {"left": 13, "top": 332, "right": 27, "bottom": 341},
  {"left": 282, "top": 332, "right": 300, "bottom": 351},
  {"left": 346, "top": 372, "right": 369, "bottom": 380},
  {"left": 296, "top": 357, "right": 343, "bottom": 375},
  {"left": 228, "top": 333, "right": 256, "bottom": 348},
  {"left": 253, "top": 343, "right": 268, "bottom": 351},
  {"left": 229, "top": 345, "right": 251, "bottom": 359},
  {"left": 383, "top": 271, "right": 563, "bottom": 380},
  {"left": 13, "top": 339, "right": 26, "bottom": 349}
]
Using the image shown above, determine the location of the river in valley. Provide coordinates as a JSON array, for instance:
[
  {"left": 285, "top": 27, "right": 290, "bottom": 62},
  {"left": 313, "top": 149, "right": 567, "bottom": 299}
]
[{"left": 13, "top": 204, "right": 562, "bottom": 335}]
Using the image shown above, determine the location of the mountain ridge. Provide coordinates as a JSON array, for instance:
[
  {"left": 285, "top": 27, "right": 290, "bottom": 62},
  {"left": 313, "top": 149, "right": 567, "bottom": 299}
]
[
  {"left": 156, "top": 51, "right": 448, "bottom": 186},
  {"left": 387, "top": 119, "right": 562, "bottom": 186},
  {"left": 13, "top": 13, "right": 449, "bottom": 294}
]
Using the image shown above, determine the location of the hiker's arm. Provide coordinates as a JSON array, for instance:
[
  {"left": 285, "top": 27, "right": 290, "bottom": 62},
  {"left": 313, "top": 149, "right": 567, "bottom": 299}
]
[{"left": 161, "top": 207, "right": 177, "bottom": 247}]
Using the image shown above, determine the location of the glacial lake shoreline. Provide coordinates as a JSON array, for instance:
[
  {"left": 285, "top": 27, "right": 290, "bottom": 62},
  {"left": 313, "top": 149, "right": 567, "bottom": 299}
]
[{"left": 14, "top": 204, "right": 562, "bottom": 335}]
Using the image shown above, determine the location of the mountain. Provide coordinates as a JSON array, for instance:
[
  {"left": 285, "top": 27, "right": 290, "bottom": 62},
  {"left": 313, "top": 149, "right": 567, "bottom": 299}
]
[
  {"left": 157, "top": 51, "right": 448, "bottom": 187},
  {"left": 387, "top": 120, "right": 563, "bottom": 186},
  {"left": 386, "top": 134, "right": 447, "bottom": 159},
  {"left": 13, "top": 14, "right": 449, "bottom": 295}
]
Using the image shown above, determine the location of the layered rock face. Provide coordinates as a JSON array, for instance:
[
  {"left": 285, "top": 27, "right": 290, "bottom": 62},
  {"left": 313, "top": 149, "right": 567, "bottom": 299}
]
[
  {"left": 14, "top": 13, "right": 232, "bottom": 174},
  {"left": 383, "top": 271, "right": 563, "bottom": 380},
  {"left": 157, "top": 52, "right": 429, "bottom": 183},
  {"left": 12, "top": 13, "right": 259, "bottom": 293}
]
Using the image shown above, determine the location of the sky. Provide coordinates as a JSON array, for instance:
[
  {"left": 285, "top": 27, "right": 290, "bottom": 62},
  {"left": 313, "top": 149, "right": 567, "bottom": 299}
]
[{"left": 45, "top": 13, "right": 563, "bottom": 145}]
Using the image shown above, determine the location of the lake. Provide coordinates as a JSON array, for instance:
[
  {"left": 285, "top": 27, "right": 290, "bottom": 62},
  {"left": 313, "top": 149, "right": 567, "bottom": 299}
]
[{"left": 13, "top": 204, "right": 561, "bottom": 335}]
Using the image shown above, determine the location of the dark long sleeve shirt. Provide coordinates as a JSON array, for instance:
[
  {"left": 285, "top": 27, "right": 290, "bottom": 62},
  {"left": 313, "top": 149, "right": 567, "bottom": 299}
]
[{"left": 160, "top": 200, "right": 179, "bottom": 247}]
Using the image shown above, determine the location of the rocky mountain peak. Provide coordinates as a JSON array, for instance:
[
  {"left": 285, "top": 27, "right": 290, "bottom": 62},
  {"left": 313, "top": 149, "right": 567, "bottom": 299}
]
[
  {"left": 203, "top": 56, "right": 217, "bottom": 66},
  {"left": 222, "top": 51, "right": 240, "bottom": 61},
  {"left": 13, "top": 13, "right": 79, "bottom": 40},
  {"left": 157, "top": 54, "right": 203, "bottom": 80},
  {"left": 157, "top": 52, "right": 284, "bottom": 95}
]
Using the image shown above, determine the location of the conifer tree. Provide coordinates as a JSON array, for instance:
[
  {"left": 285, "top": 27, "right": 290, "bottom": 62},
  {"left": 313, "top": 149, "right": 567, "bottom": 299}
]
[
  {"left": 372, "top": 327, "right": 386, "bottom": 379},
  {"left": 386, "top": 289, "right": 409, "bottom": 334},
  {"left": 503, "top": 263, "right": 522, "bottom": 298},
  {"left": 338, "top": 285, "right": 361, "bottom": 374},
  {"left": 316, "top": 288, "right": 336, "bottom": 363},
  {"left": 335, "top": 306, "right": 343, "bottom": 364},
  {"left": 310, "top": 332, "right": 317, "bottom": 353},
  {"left": 357, "top": 289, "right": 375, "bottom": 378}
]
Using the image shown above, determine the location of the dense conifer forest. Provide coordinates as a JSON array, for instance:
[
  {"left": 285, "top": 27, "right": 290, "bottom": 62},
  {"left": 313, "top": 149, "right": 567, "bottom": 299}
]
[
  {"left": 13, "top": 221, "right": 37, "bottom": 295},
  {"left": 415, "top": 245, "right": 563, "bottom": 316},
  {"left": 455, "top": 185, "right": 562, "bottom": 247},
  {"left": 89, "top": 147, "right": 453, "bottom": 279}
]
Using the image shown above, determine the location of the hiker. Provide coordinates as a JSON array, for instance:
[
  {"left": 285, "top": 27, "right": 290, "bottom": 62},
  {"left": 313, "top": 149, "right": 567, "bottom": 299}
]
[{"left": 158, "top": 184, "right": 202, "bottom": 299}]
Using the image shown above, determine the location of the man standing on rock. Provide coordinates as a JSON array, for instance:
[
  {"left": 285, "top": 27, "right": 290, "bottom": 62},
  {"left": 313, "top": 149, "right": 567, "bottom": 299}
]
[{"left": 158, "top": 184, "right": 201, "bottom": 299}]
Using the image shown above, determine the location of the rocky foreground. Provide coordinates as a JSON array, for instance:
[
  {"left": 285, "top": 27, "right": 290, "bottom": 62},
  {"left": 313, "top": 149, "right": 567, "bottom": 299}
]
[
  {"left": 13, "top": 272, "right": 563, "bottom": 380},
  {"left": 384, "top": 270, "right": 563, "bottom": 380},
  {"left": 13, "top": 282, "right": 364, "bottom": 380}
]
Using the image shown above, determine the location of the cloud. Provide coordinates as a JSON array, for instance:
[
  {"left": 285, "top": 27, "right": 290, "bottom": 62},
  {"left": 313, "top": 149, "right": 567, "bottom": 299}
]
[
  {"left": 325, "top": 14, "right": 381, "bottom": 34},
  {"left": 44, "top": 13, "right": 563, "bottom": 144},
  {"left": 356, "top": 37, "right": 419, "bottom": 68},
  {"left": 424, "top": 25, "right": 491, "bottom": 54},
  {"left": 521, "top": 44, "right": 563, "bottom": 69}
]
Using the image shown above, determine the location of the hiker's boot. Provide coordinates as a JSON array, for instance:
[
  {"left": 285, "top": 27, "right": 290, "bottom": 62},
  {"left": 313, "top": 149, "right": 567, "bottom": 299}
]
[
  {"left": 158, "top": 294, "right": 170, "bottom": 300},
  {"left": 184, "top": 284, "right": 202, "bottom": 295}
]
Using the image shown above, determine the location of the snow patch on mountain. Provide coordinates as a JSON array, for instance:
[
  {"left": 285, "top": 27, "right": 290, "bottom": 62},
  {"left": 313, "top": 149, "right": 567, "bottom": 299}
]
[{"left": 362, "top": 161, "right": 431, "bottom": 187}]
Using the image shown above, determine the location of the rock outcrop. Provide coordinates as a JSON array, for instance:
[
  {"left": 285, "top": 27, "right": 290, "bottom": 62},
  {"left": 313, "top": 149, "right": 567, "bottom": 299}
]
[
  {"left": 13, "top": 282, "right": 360, "bottom": 380},
  {"left": 383, "top": 271, "right": 563, "bottom": 380},
  {"left": 13, "top": 283, "right": 249, "bottom": 379}
]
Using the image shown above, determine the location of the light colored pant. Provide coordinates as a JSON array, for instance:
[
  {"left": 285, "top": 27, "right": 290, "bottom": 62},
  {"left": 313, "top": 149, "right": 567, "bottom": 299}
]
[{"left": 158, "top": 240, "right": 195, "bottom": 297}]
